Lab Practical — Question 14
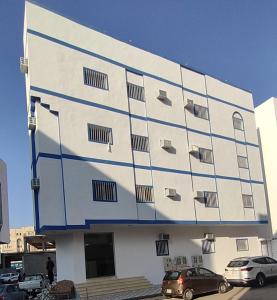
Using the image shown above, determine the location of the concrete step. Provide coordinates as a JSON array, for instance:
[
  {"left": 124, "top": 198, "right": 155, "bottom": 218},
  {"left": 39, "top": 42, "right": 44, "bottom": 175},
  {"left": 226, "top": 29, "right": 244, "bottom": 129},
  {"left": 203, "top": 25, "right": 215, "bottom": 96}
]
[{"left": 75, "top": 276, "right": 154, "bottom": 299}]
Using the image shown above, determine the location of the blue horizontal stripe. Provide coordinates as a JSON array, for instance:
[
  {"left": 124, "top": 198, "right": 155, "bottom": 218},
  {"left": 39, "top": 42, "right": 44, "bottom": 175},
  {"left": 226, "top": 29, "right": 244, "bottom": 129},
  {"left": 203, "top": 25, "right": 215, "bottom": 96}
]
[
  {"left": 27, "top": 28, "right": 254, "bottom": 114},
  {"left": 39, "top": 219, "right": 268, "bottom": 231},
  {"left": 30, "top": 86, "right": 258, "bottom": 148},
  {"left": 36, "top": 152, "right": 264, "bottom": 185}
]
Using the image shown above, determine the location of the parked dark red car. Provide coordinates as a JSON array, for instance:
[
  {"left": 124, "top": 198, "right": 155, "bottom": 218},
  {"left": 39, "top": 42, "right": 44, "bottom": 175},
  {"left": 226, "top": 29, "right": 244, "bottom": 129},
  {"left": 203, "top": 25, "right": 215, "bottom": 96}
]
[{"left": 162, "top": 267, "right": 228, "bottom": 300}]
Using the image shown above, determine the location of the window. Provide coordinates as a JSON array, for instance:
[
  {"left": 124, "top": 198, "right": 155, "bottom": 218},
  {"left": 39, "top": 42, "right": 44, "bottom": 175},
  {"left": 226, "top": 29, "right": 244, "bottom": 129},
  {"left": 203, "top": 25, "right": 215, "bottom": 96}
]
[
  {"left": 242, "top": 194, "right": 253, "bottom": 208},
  {"left": 237, "top": 156, "right": 248, "bottom": 169},
  {"left": 233, "top": 112, "right": 244, "bottom": 131},
  {"left": 88, "top": 124, "right": 113, "bottom": 144},
  {"left": 202, "top": 240, "right": 215, "bottom": 254},
  {"left": 204, "top": 192, "right": 218, "bottom": 208},
  {"left": 253, "top": 257, "right": 267, "bottom": 264},
  {"left": 199, "top": 148, "right": 214, "bottom": 164},
  {"left": 131, "top": 134, "right": 149, "bottom": 152},
  {"left": 198, "top": 268, "right": 215, "bottom": 277},
  {"left": 127, "top": 82, "right": 145, "bottom": 101},
  {"left": 156, "top": 240, "right": 169, "bottom": 256},
  {"left": 83, "top": 67, "right": 108, "bottom": 90},
  {"left": 236, "top": 239, "right": 249, "bottom": 251},
  {"left": 92, "top": 180, "right": 117, "bottom": 202},
  {"left": 265, "top": 257, "right": 277, "bottom": 264},
  {"left": 194, "top": 104, "right": 209, "bottom": 120},
  {"left": 135, "top": 185, "right": 153, "bottom": 203}
]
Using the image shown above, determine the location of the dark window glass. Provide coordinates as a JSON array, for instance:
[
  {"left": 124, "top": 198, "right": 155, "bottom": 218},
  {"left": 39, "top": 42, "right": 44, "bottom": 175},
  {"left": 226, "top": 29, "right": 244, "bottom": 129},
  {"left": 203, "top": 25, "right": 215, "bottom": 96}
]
[
  {"left": 92, "top": 180, "right": 117, "bottom": 202},
  {"left": 156, "top": 240, "right": 169, "bottom": 256},
  {"left": 83, "top": 67, "right": 108, "bottom": 90},
  {"left": 227, "top": 260, "right": 249, "bottom": 267},
  {"left": 163, "top": 271, "right": 181, "bottom": 281}
]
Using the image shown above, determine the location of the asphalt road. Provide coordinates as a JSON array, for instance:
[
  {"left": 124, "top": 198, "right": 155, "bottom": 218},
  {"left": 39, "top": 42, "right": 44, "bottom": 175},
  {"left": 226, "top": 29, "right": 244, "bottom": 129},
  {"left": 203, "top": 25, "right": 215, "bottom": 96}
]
[{"left": 145, "top": 281, "right": 277, "bottom": 300}]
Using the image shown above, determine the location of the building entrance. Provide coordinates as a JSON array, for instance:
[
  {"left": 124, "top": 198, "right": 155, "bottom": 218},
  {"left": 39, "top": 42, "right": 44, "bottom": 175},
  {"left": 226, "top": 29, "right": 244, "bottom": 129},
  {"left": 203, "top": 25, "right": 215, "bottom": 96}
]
[{"left": 84, "top": 233, "right": 115, "bottom": 278}]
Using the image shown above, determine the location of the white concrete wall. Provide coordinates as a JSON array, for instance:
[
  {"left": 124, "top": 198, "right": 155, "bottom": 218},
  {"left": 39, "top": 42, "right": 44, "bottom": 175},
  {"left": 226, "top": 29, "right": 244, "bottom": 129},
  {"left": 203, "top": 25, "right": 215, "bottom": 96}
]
[
  {"left": 255, "top": 98, "right": 277, "bottom": 250},
  {"left": 0, "top": 160, "right": 10, "bottom": 244},
  {"left": 54, "top": 225, "right": 265, "bottom": 284}
]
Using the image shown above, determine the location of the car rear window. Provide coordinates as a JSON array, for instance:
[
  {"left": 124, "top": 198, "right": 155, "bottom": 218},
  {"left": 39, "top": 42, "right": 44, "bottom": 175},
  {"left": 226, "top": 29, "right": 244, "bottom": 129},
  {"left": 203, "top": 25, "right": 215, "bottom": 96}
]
[
  {"left": 163, "top": 271, "right": 181, "bottom": 280},
  {"left": 227, "top": 260, "right": 249, "bottom": 267}
]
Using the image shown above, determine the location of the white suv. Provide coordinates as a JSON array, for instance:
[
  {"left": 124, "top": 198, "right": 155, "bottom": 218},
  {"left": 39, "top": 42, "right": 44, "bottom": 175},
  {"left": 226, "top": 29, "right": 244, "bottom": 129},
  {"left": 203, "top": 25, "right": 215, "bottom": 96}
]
[{"left": 225, "top": 256, "right": 277, "bottom": 287}]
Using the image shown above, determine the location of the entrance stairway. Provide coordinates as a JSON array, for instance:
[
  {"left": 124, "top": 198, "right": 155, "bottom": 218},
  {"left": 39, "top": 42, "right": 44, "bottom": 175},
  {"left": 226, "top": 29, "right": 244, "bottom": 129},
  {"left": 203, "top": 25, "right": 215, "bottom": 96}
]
[{"left": 75, "top": 276, "right": 160, "bottom": 300}]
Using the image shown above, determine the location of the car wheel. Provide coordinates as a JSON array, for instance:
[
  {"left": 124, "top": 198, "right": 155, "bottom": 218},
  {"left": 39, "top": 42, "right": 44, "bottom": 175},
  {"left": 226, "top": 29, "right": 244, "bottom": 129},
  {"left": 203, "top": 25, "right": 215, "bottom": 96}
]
[
  {"left": 256, "top": 273, "right": 266, "bottom": 288},
  {"left": 218, "top": 282, "right": 228, "bottom": 294},
  {"left": 183, "top": 288, "right": 194, "bottom": 300}
]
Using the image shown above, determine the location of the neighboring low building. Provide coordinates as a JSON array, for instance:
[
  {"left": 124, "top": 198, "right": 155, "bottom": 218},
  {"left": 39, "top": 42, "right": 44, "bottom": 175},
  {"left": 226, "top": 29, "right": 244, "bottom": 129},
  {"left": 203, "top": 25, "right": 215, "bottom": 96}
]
[
  {"left": 0, "top": 226, "right": 35, "bottom": 253},
  {"left": 255, "top": 97, "right": 277, "bottom": 258},
  {"left": 22, "top": 1, "right": 269, "bottom": 284},
  {"left": 0, "top": 160, "right": 10, "bottom": 245}
]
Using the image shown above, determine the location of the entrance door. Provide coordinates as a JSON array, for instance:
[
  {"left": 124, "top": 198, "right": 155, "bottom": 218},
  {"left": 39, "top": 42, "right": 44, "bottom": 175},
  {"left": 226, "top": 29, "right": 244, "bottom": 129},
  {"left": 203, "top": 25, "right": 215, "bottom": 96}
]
[{"left": 84, "top": 233, "right": 115, "bottom": 279}]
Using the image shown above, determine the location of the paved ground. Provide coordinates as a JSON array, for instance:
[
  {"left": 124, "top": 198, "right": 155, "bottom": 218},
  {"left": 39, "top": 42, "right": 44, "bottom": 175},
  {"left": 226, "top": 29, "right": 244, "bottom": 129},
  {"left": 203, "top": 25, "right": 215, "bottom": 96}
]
[{"left": 144, "top": 282, "right": 277, "bottom": 300}]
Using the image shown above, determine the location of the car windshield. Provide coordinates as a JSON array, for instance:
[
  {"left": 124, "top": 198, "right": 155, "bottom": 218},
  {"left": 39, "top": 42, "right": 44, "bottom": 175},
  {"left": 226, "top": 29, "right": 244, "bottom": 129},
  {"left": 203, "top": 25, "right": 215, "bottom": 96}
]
[
  {"left": 163, "top": 271, "right": 181, "bottom": 280},
  {"left": 25, "top": 275, "right": 40, "bottom": 281},
  {"left": 227, "top": 260, "right": 249, "bottom": 267}
]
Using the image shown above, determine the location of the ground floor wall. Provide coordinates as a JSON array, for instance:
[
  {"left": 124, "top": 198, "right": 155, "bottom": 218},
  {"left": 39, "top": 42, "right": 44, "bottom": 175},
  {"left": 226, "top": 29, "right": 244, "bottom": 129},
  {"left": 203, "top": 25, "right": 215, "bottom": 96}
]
[{"left": 52, "top": 224, "right": 268, "bottom": 284}]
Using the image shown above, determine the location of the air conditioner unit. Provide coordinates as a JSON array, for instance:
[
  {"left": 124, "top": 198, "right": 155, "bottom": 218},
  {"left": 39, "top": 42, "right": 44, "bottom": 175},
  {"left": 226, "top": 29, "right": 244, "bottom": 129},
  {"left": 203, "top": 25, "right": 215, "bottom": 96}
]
[
  {"left": 28, "top": 117, "right": 36, "bottom": 131},
  {"left": 189, "top": 145, "right": 199, "bottom": 154},
  {"left": 184, "top": 99, "right": 194, "bottom": 110},
  {"left": 204, "top": 233, "right": 215, "bottom": 240},
  {"left": 31, "top": 178, "right": 40, "bottom": 190},
  {"left": 165, "top": 188, "right": 177, "bottom": 198},
  {"left": 191, "top": 255, "right": 203, "bottom": 267},
  {"left": 159, "top": 233, "right": 170, "bottom": 240},
  {"left": 160, "top": 139, "right": 172, "bottom": 149},
  {"left": 20, "top": 57, "right": 28, "bottom": 74},
  {"left": 194, "top": 191, "right": 205, "bottom": 199},
  {"left": 157, "top": 90, "right": 168, "bottom": 101}
]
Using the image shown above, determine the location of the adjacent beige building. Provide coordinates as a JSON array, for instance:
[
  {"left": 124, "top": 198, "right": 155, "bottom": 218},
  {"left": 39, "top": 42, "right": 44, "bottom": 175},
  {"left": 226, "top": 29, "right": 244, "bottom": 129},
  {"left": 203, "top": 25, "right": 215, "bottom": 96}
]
[{"left": 0, "top": 226, "right": 35, "bottom": 253}]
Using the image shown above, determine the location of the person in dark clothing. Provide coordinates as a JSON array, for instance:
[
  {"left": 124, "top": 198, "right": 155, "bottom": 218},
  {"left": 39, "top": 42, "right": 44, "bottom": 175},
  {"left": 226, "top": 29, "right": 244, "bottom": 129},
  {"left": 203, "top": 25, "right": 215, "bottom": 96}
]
[{"left": 46, "top": 257, "right": 55, "bottom": 284}]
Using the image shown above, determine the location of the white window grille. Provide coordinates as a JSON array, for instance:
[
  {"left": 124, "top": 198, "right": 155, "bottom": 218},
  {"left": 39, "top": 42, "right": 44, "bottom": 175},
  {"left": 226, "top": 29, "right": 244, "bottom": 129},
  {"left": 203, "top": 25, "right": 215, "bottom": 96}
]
[
  {"left": 127, "top": 82, "right": 145, "bottom": 101},
  {"left": 236, "top": 239, "right": 249, "bottom": 251},
  {"left": 199, "top": 148, "right": 214, "bottom": 164},
  {"left": 191, "top": 255, "right": 203, "bottom": 267},
  {"left": 88, "top": 124, "right": 113, "bottom": 144},
  {"left": 135, "top": 185, "right": 153, "bottom": 203},
  {"left": 242, "top": 194, "right": 253, "bottom": 208},
  {"left": 204, "top": 192, "right": 218, "bottom": 208},
  {"left": 194, "top": 104, "right": 209, "bottom": 120},
  {"left": 131, "top": 134, "right": 149, "bottom": 152},
  {"left": 92, "top": 180, "right": 117, "bottom": 202},
  {"left": 233, "top": 113, "right": 244, "bottom": 130},
  {"left": 83, "top": 67, "right": 108, "bottom": 90},
  {"left": 237, "top": 155, "right": 249, "bottom": 169},
  {"left": 202, "top": 240, "right": 215, "bottom": 254}
]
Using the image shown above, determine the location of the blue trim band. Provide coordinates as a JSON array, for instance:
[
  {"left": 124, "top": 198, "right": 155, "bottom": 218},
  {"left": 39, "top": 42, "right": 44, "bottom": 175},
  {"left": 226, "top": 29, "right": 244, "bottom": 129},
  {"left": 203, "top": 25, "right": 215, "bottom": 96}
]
[
  {"left": 36, "top": 152, "right": 264, "bottom": 185},
  {"left": 39, "top": 219, "right": 268, "bottom": 231},
  {"left": 30, "top": 86, "right": 258, "bottom": 148},
  {"left": 27, "top": 29, "right": 254, "bottom": 113}
]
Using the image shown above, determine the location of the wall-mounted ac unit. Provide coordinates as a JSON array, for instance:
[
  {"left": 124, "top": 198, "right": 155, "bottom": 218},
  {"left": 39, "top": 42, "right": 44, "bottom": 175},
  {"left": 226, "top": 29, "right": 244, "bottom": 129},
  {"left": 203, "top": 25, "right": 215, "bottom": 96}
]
[
  {"left": 160, "top": 139, "right": 172, "bottom": 149},
  {"left": 28, "top": 117, "right": 36, "bottom": 131},
  {"left": 184, "top": 99, "right": 194, "bottom": 110},
  {"left": 31, "top": 178, "right": 40, "bottom": 190},
  {"left": 159, "top": 233, "right": 170, "bottom": 240},
  {"left": 191, "top": 255, "right": 203, "bottom": 267},
  {"left": 189, "top": 145, "right": 199, "bottom": 154},
  {"left": 165, "top": 188, "right": 176, "bottom": 198},
  {"left": 20, "top": 57, "right": 28, "bottom": 74},
  {"left": 194, "top": 191, "right": 205, "bottom": 199},
  {"left": 204, "top": 233, "right": 215, "bottom": 240},
  {"left": 157, "top": 90, "right": 168, "bottom": 101}
]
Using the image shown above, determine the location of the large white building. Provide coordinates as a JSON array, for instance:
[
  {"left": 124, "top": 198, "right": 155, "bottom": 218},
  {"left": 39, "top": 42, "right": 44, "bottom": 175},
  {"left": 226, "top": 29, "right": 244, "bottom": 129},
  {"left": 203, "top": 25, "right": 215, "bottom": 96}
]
[
  {"left": 0, "top": 160, "right": 10, "bottom": 245},
  {"left": 23, "top": 1, "right": 269, "bottom": 284},
  {"left": 255, "top": 97, "right": 277, "bottom": 258}
]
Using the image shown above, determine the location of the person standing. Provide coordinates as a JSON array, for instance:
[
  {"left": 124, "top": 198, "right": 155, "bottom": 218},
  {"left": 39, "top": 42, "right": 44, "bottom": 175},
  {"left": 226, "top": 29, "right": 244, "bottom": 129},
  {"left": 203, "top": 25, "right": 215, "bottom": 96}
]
[{"left": 46, "top": 257, "right": 55, "bottom": 284}]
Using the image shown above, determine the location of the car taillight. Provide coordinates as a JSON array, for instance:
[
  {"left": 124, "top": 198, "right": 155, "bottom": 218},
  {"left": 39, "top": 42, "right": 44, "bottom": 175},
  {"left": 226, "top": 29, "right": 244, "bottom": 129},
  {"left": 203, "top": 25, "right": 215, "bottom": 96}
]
[
  {"left": 177, "top": 276, "right": 185, "bottom": 284},
  {"left": 241, "top": 267, "right": 253, "bottom": 272}
]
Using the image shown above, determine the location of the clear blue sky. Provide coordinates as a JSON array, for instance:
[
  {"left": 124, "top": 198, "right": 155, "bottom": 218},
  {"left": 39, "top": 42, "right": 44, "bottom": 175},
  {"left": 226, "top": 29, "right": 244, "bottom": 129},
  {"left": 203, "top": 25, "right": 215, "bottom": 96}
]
[{"left": 0, "top": 0, "right": 276, "bottom": 228}]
